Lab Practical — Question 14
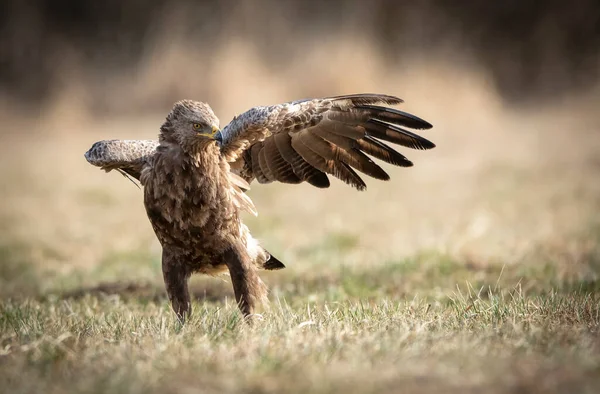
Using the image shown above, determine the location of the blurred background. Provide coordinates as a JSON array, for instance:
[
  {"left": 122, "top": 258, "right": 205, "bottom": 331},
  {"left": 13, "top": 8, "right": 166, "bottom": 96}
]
[
  {"left": 0, "top": 0, "right": 599, "bottom": 298},
  {"left": 2, "top": 0, "right": 600, "bottom": 112}
]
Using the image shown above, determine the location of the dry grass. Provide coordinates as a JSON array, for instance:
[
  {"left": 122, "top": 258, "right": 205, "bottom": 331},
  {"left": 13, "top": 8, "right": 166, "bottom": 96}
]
[
  {"left": 2, "top": 291, "right": 599, "bottom": 394},
  {"left": 1, "top": 37, "right": 600, "bottom": 392}
]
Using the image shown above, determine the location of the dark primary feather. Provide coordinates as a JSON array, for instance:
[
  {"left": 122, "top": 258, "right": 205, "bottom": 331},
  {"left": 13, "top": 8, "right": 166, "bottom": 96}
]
[
  {"left": 357, "top": 136, "right": 413, "bottom": 167},
  {"left": 326, "top": 93, "right": 404, "bottom": 106},
  {"left": 355, "top": 105, "right": 433, "bottom": 130},
  {"left": 300, "top": 131, "right": 389, "bottom": 181},
  {"left": 221, "top": 93, "right": 434, "bottom": 190},
  {"left": 364, "top": 119, "right": 436, "bottom": 150}
]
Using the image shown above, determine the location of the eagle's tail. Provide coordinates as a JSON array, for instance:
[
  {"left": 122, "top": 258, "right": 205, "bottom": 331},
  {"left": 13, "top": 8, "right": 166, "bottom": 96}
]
[{"left": 263, "top": 251, "right": 286, "bottom": 270}]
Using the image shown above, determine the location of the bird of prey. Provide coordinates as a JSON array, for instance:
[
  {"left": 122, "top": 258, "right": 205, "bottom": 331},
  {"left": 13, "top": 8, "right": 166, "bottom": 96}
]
[{"left": 85, "top": 94, "right": 434, "bottom": 322}]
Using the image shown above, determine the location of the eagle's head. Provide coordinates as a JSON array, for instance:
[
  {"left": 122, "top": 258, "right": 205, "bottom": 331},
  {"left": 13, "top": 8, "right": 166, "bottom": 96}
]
[{"left": 159, "top": 100, "right": 222, "bottom": 147}]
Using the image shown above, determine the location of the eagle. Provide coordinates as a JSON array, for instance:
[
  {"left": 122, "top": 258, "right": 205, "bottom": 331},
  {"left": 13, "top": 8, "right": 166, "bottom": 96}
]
[{"left": 84, "top": 94, "right": 434, "bottom": 322}]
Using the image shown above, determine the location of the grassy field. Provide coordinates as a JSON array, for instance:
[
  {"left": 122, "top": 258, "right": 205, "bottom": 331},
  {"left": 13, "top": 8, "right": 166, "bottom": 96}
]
[{"left": 1, "top": 60, "right": 600, "bottom": 393}]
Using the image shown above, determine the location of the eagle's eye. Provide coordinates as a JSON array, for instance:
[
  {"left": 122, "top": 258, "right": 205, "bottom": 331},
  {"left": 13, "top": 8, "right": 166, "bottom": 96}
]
[{"left": 193, "top": 123, "right": 203, "bottom": 131}]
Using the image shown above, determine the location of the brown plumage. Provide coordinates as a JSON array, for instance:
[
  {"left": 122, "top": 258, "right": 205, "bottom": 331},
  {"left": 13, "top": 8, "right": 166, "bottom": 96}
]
[{"left": 84, "top": 94, "right": 435, "bottom": 322}]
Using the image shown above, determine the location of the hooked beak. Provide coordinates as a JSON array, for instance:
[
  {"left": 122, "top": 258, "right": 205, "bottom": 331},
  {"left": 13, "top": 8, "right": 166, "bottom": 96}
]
[{"left": 212, "top": 125, "right": 222, "bottom": 143}]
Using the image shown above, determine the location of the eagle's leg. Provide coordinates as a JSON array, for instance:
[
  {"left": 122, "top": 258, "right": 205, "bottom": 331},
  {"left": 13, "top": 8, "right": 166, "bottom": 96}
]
[
  {"left": 162, "top": 248, "right": 191, "bottom": 323},
  {"left": 224, "top": 242, "right": 268, "bottom": 319}
]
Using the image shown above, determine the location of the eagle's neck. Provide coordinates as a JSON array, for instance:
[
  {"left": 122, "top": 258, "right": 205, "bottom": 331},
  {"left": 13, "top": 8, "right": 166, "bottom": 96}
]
[
  {"left": 183, "top": 139, "right": 222, "bottom": 169},
  {"left": 157, "top": 138, "right": 221, "bottom": 167}
]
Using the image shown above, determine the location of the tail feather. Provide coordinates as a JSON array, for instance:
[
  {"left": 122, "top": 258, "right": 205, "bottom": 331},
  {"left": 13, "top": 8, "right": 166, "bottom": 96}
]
[{"left": 263, "top": 251, "right": 286, "bottom": 270}]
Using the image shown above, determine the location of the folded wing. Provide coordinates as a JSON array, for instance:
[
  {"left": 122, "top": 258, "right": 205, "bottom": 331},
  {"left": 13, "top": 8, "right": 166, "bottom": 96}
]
[{"left": 84, "top": 139, "right": 159, "bottom": 180}]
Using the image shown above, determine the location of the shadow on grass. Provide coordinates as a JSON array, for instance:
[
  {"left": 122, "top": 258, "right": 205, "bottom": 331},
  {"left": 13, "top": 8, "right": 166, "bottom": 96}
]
[
  {"left": 45, "top": 280, "right": 234, "bottom": 304},
  {"left": 3, "top": 232, "right": 598, "bottom": 305},
  {"left": 267, "top": 250, "right": 600, "bottom": 302},
  {"left": 21, "top": 250, "right": 600, "bottom": 306}
]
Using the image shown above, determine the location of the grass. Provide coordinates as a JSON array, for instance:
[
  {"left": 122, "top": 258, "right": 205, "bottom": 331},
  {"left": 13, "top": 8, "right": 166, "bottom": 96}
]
[
  {"left": 1, "top": 238, "right": 599, "bottom": 393},
  {"left": 1, "top": 59, "right": 600, "bottom": 392},
  {"left": 1, "top": 288, "right": 599, "bottom": 393}
]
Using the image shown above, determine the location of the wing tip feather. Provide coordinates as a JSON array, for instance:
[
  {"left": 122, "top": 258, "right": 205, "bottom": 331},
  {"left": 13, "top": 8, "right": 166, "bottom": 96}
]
[{"left": 330, "top": 93, "right": 404, "bottom": 106}]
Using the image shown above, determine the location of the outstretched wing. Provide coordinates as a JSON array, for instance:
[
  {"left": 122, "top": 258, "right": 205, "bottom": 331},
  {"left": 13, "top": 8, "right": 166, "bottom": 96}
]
[
  {"left": 84, "top": 139, "right": 159, "bottom": 181},
  {"left": 219, "top": 94, "right": 434, "bottom": 190}
]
